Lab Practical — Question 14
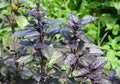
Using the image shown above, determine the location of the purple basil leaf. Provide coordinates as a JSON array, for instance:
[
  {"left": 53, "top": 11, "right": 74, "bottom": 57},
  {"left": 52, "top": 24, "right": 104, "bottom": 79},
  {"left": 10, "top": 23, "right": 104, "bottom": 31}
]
[
  {"left": 76, "top": 31, "right": 83, "bottom": 37},
  {"left": 19, "top": 40, "right": 33, "bottom": 46},
  {"left": 34, "top": 24, "right": 42, "bottom": 29},
  {"left": 100, "top": 79, "right": 112, "bottom": 84},
  {"left": 76, "top": 31, "right": 89, "bottom": 42},
  {"left": 33, "top": 73, "right": 48, "bottom": 82},
  {"left": 60, "top": 28, "right": 71, "bottom": 40},
  {"left": 46, "top": 19, "right": 67, "bottom": 26},
  {"left": 36, "top": 3, "right": 40, "bottom": 9},
  {"left": 108, "top": 70, "right": 117, "bottom": 81},
  {"left": 78, "top": 68, "right": 89, "bottom": 76},
  {"left": 88, "top": 71, "right": 103, "bottom": 79},
  {"left": 68, "top": 13, "right": 78, "bottom": 23},
  {"left": 0, "top": 54, "right": 12, "bottom": 61},
  {"left": 20, "top": 70, "right": 33, "bottom": 77},
  {"left": 46, "top": 27, "right": 60, "bottom": 36},
  {"left": 17, "top": 46, "right": 28, "bottom": 56},
  {"left": 89, "top": 47, "right": 104, "bottom": 55},
  {"left": 24, "top": 26, "right": 33, "bottom": 29},
  {"left": 91, "top": 57, "right": 107, "bottom": 69},
  {"left": 27, "top": 9, "right": 35, "bottom": 17},
  {"left": 82, "top": 82, "right": 89, "bottom": 84},
  {"left": 79, "top": 35, "right": 89, "bottom": 43},
  {"left": 64, "top": 54, "right": 76, "bottom": 65},
  {"left": 68, "top": 41, "right": 77, "bottom": 50},
  {"left": 41, "top": 10, "right": 48, "bottom": 17},
  {"left": 76, "top": 41, "right": 84, "bottom": 51},
  {"left": 24, "top": 31, "right": 40, "bottom": 39},
  {"left": 29, "top": 20, "right": 36, "bottom": 26},
  {"left": 78, "top": 16, "right": 97, "bottom": 28},
  {"left": 80, "top": 55, "right": 95, "bottom": 67},
  {"left": 11, "top": 30, "right": 32, "bottom": 38},
  {"left": 41, "top": 46, "right": 55, "bottom": 59},
  {"left": 49, "top": 78, "right": 59, "bottom": 84},
  {"left": 34, "top": 42, "right": 45, "bottom": 50},
  {"left": 109, "top": 70, "right": 116, "bottom": 78}
]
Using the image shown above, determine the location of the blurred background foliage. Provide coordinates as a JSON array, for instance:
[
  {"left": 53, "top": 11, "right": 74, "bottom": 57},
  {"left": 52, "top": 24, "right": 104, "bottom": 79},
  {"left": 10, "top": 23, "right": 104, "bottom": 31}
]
[{"left": 1, "top": 0, "right": 120, "bottom": 78}]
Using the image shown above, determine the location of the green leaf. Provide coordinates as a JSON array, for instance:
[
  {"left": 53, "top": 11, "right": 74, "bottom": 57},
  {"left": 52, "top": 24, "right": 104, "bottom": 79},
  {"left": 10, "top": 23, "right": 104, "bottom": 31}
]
[
  {"left": 106, "top": 50, "right": 116, "bottom": 60},
  {"left": 15, "top": 16, "right": 29, "bottom": 29},
  {"left": 100, "top": 14, "right": 118, "bottom": 30},
  {"left": 2, "top": 32, "right": 11, "bottom": 48},
  {"left": 61, "top": 65, "right": 71, "bottom": 70},
  {"left": 115, "top": 66, "right": 120, "bottom": 78},
  {"left": 112, "top": 24, "right": 120, "bottom": 35},
  {"left": 79, "top": 0, "right": 90, "bottom": 16},
  {"left": 0, "top": 1, "right": 9, "bottom": 9},
  {"left": 115, "top": 51, "right": 120, "bottom": 56},
  {"left": 105, "top": 50, "right": 119, "bottom": 69},
  {"left": 111, "top": 2, "right": 120, "bottom": 14},
  {"left": 71, "top": 70, "right": 79, "bottom": 77},
  {"left": 101, "top": 45, "right": 110, "bottom": 51},
  {"left": 104, "top": 61, "right": 111, "bottom": 70},
  {"left": 48, "top": 51, "right": 63, "bottom": 66},
  {"left": 16, "top": 55, "right": 33, "bottom": 65}
]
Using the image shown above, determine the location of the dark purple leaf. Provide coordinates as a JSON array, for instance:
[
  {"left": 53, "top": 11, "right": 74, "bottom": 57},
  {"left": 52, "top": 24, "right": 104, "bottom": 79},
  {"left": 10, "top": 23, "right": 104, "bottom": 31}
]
[
  {"left": 49, "top": 78, "right": 59, "bottom": 84},
  {"left": 91, "top": 57, "right": 107, "bottom": 69},
  {"left": 80, "top": 55, "right": 96, "bottom": 67},
  {"left": 76, "top": 41, "right": 84, "bottom": 51},
  {"left": 24, "top": 31, "right": 40, "bottom": 39},
  {"left": 89, "top": 47, "right": 104, "bottom": 55},
  {"left": 34, "top": 24, "right": 41, "bottom": 29},
  {"left": 11, "top": 30, "right": 32, "bottom": 38},
  {"left": 1, "top": 18, "right": 9, "bottom": 29},
  {"left": 68, "top": 13, "right": 78, "bottom": 23},
  {"left": 0, "top": 54, "right": 12, "bottom": 61},
  {"left": 17, "top": 46, "right": 28, "bottom": 56},
  {"left": 64, "top": 54, "right": 76, "bottom": 65},
  {"left": 45, "top": 19, "right": 67, "bottom": 28},
  {"left": 82, "top": 82, "right": 89, "bottom": 84},
  {"left": 41, "top": 10, "right": 48, "bottom": 17},
  {"left": 78, "top": 16, "right": 97, "bottom": 28},
  {"left": 78, "top": 68, "right": 89, "bottom": 76},
  {"left": 108, "top": 70, "right": 117, "bottom": 81},
  {"left": 33, "top": 73, "right": 48, "bottom": 82},
  {"left": 99, "top": 78, "right": 112, "bottom": 84},
  {"left": 29, "top": 20, "right": 36, "bottom": 26},
  {"left": 76, "top": 31, "right": 83, "bottom": 37},
  {"left": 46, "top": 27, "right": 60, "bottom": 36},
  {"left": 88, "top": 71, "right": 103, "bottom": 79},
  {"left": 44, "top": 40, "right": 51, "bottom": 45},
  {"left": 27, "top": 9, "right": 35, "bottom": 17},
  {"left": 24, "top": 25, "right": 33, "bottom": 29},
  {"left": 19, "top": 40, "right": 33, "bottom": 46},
  {"left": 60, "top": 28, "right": 71, "bottom": 40},
  {"left": 36, "top": 3, "right": 40, "bottom": 9},
  {"left": 34, "top": 42, "right": 45, "bottom": 50},
  {"left": 41, "top": 46, "right": 55, "bottom": 59},
  {"left": 109, "top": 70, "right": 116, "bottom": 78},
  {"left": 20, "top": 70, "right": 33, "bottom": 77},
  {"left": 68, "top": 41, "right": 77, "bottom": 50},
  {"left": 76, "top": 31, "right": 89, "bottom": 42},
  {"left": 79, "top": 35, "right": 89, "bottom": 43},
  {"left": 59, "top": 40, "right": 67, "bottom": 45}
]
